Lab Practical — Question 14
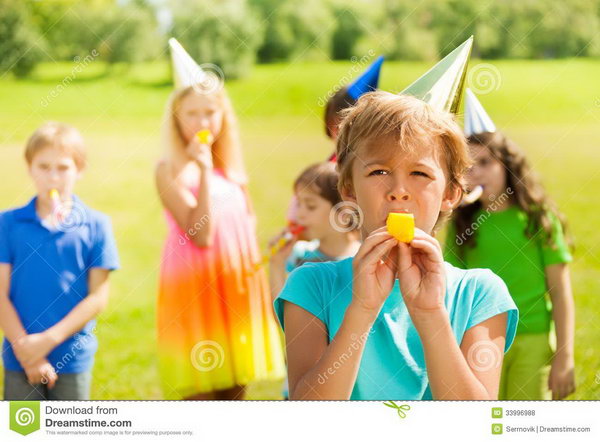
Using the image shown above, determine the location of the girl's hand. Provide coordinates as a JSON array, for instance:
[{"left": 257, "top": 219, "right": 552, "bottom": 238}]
[
  {"left": 186, "top": 136, "right": 213, "bottom": 170},
  {"left": 13, "top": 333, "right": 55, "bottom": 367},
  {"left": 397, "top": 228, "right": 447, "bottom": 317},
  {"left": 549, "top": 353, "right": 576, "bottom": 399},
  {"left": 268, "top": 229, "right": 297, "bottom": 268},
  {"left": 351, "top": 226, "right": 399, "bottom": 315},
  {"left": 24, "top": 358, "right": 57, "bottom": 388}
]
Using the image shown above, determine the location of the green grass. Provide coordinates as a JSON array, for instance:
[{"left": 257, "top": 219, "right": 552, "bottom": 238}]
[{"left": 0, "top": 58, "right": 599, "bottom": 399}]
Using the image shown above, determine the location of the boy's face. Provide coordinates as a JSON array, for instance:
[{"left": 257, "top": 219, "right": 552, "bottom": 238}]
[
  {"left": 341, "top": 136, "right": 461, "bottom": 237},
  {"left": 295, "top": 187, "right": 335, "bottom": 241},
  {"left": 28, "top": 147, "right": 81, "bottom": 200},
  {"left": 467, "top": 143, "right": 507, "bottom": 203},
  {"left": 176, "top": 92, "right": 223, "bottom": 144}
]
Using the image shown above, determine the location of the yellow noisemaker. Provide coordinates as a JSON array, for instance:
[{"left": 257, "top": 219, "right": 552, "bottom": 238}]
[
  {"left": 196, "top": 129, "right": 214, "bottom": 145},
  {"left": 386, "top": 212, "right": 415, "bottom": 243}
]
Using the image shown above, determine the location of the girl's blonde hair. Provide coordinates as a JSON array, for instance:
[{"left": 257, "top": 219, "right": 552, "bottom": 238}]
[
  {"left": 161, "top": 83, "right": 247, "bottom": 185},
  {"left": 335, "top": 91, "right": 472, "bottom": 231},
  {"left": 25, "top": 122, "right": 86, "bottom": 170}
]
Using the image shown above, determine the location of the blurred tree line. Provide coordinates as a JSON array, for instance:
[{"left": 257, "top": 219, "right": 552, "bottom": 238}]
[{"left": 2, "top": 0, "right": 600, "bottom": 78}]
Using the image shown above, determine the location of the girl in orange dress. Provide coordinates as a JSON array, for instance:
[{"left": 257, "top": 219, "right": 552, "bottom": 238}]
[{"left": 155, "top": 80, "right": 285, "bottom": 400}]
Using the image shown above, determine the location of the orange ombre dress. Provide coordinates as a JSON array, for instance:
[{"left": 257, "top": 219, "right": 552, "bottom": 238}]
[{"left": 157, "top": 168, "right": 285, "bottom": 398}]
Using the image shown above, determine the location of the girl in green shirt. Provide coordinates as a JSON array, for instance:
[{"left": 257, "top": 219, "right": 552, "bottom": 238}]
[{"left": 445, "top": 131, "right": 576, "bottom": 400}]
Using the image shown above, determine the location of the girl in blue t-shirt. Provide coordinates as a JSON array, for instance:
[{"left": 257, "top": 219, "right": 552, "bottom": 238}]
[{"left": 274, "top": 92, "right": 518, "bottom": 400}]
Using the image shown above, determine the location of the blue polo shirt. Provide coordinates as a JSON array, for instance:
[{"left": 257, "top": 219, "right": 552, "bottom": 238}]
[
  {"left": 0, "top": 195, "right": 119, "bottom": 373},
  {"left": 274, "top": 258, "right": 518, "bottom": 400}
]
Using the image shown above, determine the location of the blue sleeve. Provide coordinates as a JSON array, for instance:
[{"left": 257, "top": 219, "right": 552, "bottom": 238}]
[
  {"left": 466, "top": 269, "right": 519, "bottom": 353},
  {"left": 0, "top": 213, "right": 12, "bottom": 264},
  {"left": 89, "top": 215, "right": 120, "bottom": 270},
  {"left": 273, "top": 263, "right": 327, "bottom": 331}
]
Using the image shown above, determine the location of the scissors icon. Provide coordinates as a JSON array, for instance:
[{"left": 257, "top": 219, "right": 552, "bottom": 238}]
[{"left": 383, "top": 401, "right": 411, "bottom": 418}]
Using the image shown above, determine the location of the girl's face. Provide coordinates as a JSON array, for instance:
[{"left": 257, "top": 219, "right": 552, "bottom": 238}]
[
  {"left": 295, "top": 188, "right": 335, "bottom": 241},
  {"left": 176, "top": 92, "right": 223, "bottom": 144},
  {"left": 467, "top": 144, "right": 508, "bottom": 202},
  {"left": 28, "top": 147, "right": 81, "bottom": 201},
  {"left": 342, "top": 137, "right": 461, "bottom": 237}
]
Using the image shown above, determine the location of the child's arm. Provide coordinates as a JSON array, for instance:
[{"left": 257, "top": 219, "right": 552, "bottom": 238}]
[
  {"left": 0, "top": 264, "right": 28, "bottom": 348},
  {"left": 269, "top": 265, "right": 286, "bottom": 302},
  {"left": 14, "top": 268, "right": 111, "bottom": 367},
  {"left": 268, "top": 231, "right": 296, "bottom": 301},
  {"left": 23, "top": 358, "right": 58, "bottom": 388},
  {"left": 284, "top": 301, "right": 379, "bottom": 400},
  {"left": 399, "top": 228, "right": 506, "bottom": 399},
  {"left": 546, "top": 263, "right": 576, "bottom": 399},
  {"left": 284, "top": 227, "right": 399, "bottom": 399},
  {"left": 417, "top": 309, "right": 507, "bottom": 399},
  {"left": 155, "top": 156, "right": 214, "bottom": 248}
]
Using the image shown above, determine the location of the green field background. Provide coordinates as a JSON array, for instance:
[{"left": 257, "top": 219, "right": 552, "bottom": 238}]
[{"left": 0, "top": 59, "right": 598, "bottom": 399}]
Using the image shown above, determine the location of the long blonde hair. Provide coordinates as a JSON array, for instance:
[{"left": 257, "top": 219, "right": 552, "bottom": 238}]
[{"left": 161, "top": 83, "right": 248, "bottom": 185}]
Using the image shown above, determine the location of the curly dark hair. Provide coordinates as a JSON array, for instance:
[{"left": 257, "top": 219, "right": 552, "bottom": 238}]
[{"left": 452, "top": 131, "right": 574, "bottom": 255}]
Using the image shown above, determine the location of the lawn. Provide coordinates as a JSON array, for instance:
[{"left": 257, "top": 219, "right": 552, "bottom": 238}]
[{"left": 0, "top": 58, "right": 598, "bottom": 399}]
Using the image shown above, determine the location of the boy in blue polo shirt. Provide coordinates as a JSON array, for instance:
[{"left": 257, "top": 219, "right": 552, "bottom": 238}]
[{"left": 0, "top": 122, "right": 119, "bottom": 400}]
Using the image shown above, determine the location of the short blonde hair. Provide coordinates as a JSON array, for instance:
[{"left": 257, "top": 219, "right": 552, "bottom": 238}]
[
  {"left": 335, "top": 91, "right": 472, "bottom": 229},
  {"left": 25, "top": 122, "right": 86, "bottom": 170}
]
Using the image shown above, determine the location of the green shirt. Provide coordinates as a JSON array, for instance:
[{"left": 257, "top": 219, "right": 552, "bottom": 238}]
[{"left": 444, "top": 206, "right": 572, "bottom": 335}]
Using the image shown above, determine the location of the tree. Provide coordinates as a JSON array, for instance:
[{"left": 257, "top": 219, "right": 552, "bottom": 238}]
[
  {"left": 251, "top": 0, "right": 333, "bottom": 63},
  {"left": 171, "top": 0, "right": 264, "bottom": 79},
  {"left": 0, "top": 0, "right": 45, "bottom": 77}
]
